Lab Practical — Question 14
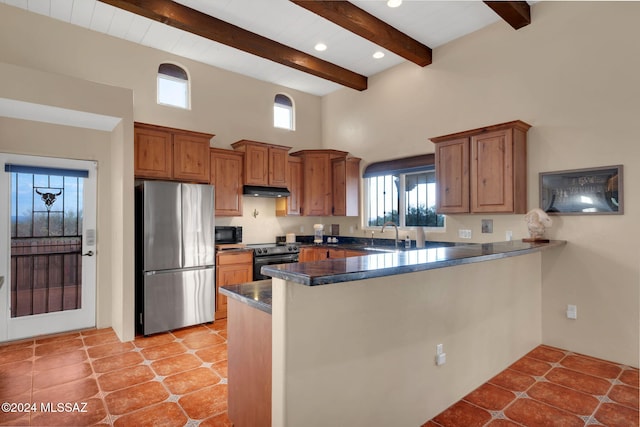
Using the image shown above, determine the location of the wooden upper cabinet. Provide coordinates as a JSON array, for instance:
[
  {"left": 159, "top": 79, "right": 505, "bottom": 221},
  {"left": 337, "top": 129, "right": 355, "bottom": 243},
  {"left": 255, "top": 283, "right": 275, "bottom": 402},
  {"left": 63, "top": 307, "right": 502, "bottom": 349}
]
[
  {"left": 302, "top": 152, "right": 331, "bottom": 216},
  {"left": 471, "top": 130, "right": 514, "bottom": 213},
  {"left": 331, "top": 157, "right": 360, "bottom": 216},
  {"left": 269, "top": 147, "right": 289, "bottom": 187},
  {"left": 210, "top": 148, "right": 243, "bottom": 217},
  {"left": 134, "top": 125, "right": 173, "bottom": 179},
  {"left": 292, "top": 150, "right": 333, "bottom": 216},
  {"left": 173, "top": 133, "right": 211, "bottom": 182},
  {"left": 243, "top": 143, "right": 269, "bottom": 185},
  {"left": 231, "top": 140, "right": 291, "bottom": 187},
  {"left": 276, "top": 156, "right": 303, "bottom": 216},
  {"left": 430, "top": 120, "right": 530, "bottom": 214},
  {"left": 291, "top": 149, "right": 357, "bottom": 217},
  {"left": 434, "top": 138, "right": 470, "bottom": 214},
  {"left": 134, "top": 122, "right": 213, "bottom": 183}
]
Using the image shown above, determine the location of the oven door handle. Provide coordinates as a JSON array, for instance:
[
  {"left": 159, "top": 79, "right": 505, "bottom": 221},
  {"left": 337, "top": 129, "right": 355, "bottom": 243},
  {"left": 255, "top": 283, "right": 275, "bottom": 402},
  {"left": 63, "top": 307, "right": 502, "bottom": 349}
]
[{"left": 254, "top": 254, "right": 299, "bottom": 265}]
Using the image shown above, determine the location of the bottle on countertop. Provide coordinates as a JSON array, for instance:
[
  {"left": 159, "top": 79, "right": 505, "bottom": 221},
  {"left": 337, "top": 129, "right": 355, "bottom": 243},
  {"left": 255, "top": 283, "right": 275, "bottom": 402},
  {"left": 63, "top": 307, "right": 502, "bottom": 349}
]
[
  {"left": 416, "top": 227, "right": 425, "bottom": 248},
  {"left": 314, "top": 224, "right": 324, "bottom": 244},
  {"left": 405, "top": 235, "right": 411, "bottom": 249}
]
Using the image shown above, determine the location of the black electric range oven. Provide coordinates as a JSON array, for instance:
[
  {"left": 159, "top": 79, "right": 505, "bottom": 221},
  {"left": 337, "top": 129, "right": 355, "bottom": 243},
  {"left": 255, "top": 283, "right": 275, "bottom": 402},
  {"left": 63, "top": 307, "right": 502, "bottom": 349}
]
[{"left": 248, "top": 243, "right": 299, "bottom": 280}]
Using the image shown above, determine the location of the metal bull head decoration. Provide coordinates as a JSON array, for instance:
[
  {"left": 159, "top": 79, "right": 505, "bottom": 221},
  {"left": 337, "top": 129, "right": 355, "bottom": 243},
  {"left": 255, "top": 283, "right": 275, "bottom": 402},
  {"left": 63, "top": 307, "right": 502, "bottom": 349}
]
[{"left": 35, "top": 188, "right": 62, "bottom": 211}]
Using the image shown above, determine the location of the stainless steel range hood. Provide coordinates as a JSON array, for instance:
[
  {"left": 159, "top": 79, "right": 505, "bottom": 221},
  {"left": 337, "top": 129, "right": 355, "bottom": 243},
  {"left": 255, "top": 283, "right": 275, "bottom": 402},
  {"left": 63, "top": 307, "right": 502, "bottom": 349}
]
[{"left": 243, "top": 185, "right": 290, "bottom": 198}]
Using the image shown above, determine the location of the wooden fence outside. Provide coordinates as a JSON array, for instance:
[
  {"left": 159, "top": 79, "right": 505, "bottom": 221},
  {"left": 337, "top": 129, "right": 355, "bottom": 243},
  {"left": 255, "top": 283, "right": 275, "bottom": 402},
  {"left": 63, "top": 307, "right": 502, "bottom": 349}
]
[{"left": 10, "top": 237, "right": 82, "bottom": 318}]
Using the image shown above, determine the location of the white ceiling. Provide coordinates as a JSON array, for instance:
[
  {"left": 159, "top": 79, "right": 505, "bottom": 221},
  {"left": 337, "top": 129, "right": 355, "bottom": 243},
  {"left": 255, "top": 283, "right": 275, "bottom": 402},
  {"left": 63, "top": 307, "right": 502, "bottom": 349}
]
[{"left": 2, "top": 0, "right": 510, "bottom": 96}]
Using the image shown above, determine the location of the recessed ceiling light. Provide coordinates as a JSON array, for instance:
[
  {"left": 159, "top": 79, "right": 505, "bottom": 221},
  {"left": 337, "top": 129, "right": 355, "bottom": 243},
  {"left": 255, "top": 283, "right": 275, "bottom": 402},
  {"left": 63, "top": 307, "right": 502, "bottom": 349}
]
[
  {"left": 373, "top": 51, "right": 385, "bottom": 59},
  {"left": 387, "top": 0, "right": 402, "bottom": 8},
  {"left": 314, "top": 43, "right": 327, "bottom": 52}
]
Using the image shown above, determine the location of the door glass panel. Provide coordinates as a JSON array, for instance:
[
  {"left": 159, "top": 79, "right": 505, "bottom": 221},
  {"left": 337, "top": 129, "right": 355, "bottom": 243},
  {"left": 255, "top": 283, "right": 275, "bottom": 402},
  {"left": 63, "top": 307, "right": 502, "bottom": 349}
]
[{"left": 10, "top": 171, "right": 84, "bottom": 317}]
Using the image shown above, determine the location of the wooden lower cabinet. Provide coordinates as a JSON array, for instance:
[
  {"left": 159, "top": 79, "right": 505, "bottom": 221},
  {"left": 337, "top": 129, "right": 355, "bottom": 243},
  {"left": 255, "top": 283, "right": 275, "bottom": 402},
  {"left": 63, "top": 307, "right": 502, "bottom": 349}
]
[
  {"left": 298, "top": 246, "right": 327, "bottom": 262},
  {"left": 227, "top": 298, "right": 271, "bottom": 427},
  {"left": 299, "top": 246, "right": 366, "bottom": 262},
  {"left": 215, "top": 250, "right": 253, "bottom": 320}
]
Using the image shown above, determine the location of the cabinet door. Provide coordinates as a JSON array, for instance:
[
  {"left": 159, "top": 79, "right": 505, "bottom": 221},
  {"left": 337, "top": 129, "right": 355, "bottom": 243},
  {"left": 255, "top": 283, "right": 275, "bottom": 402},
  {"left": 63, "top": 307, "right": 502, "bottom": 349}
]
[
  {"left": 134, "top": 126, "right": 173, "bottom": 179},
  {"left": 210, "top": 149, "right": 243, "bottom": 216},
  {"left": 332, "top": 157, "right": 360, "bottom": 216},
  {"left": 269, "top": 147, "right": 289, "bottom": 187},
  {"left": 328, "top": 249, "right": 346, "bottom": 259},
  {"left": 344, "top": 250, "right": 366, "bottom": 258},
  {"left": 244, "top": 144, "right": 269, "bottom": 186},
  {"left": 276, "top": 156, "right": 303, "bottom": 216},
  {"left": 471, "top": 129, "right": 513, "bottom": 213},
  {"left": 173, "top": 133, "right": 210, "bottom": 183},
  {"left": 298, "top": 247, "right": 314, "bottom": 262},
  {"left": 435, "top": 138, "right": 470, "bottom": 213},
  {"left": 299, "top": 247, "right": 328, "bottom": 262},
  {"left": 302, "top": 153, "right": 331, "bottom": 216},
  {"left": 216, "top": 251, "right": 253, "bottom": 319}
]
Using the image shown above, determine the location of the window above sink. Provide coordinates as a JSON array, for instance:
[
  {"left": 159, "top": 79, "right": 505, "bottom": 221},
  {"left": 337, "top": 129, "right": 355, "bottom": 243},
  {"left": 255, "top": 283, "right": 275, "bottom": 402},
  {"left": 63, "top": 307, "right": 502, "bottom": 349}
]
[{"left": 363, "top": 154, "right": 445, "bottom": 229}]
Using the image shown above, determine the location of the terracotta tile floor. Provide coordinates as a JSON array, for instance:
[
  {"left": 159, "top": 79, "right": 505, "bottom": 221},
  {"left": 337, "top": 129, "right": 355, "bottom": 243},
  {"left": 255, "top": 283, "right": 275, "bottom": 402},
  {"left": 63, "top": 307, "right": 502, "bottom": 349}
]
[
  {"left": 424, "top": 345, "right": 639, "bottom": 427},
  {"left": 0, "top": 320, "right": 231, "bottom": 426},
  {"left": 1, "top": 322, "right": 637, "bottom": 427}
]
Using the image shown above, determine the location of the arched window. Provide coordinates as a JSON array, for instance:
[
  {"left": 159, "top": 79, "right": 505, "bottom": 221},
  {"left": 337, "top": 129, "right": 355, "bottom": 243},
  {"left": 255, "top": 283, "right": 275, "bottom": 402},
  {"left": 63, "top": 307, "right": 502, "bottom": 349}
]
[
  {"left": 157, "top": 63, "right": 190, "bottom": 109},
  {"left": 274, "top": 93, "right": 294, "bottom": 130}
]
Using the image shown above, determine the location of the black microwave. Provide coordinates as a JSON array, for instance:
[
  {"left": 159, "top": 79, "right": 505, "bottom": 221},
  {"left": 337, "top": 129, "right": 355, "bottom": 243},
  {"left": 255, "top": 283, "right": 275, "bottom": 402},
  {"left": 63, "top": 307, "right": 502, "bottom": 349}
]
[{"left": 215, "top": 226, "right": 243, "bottom": 244}]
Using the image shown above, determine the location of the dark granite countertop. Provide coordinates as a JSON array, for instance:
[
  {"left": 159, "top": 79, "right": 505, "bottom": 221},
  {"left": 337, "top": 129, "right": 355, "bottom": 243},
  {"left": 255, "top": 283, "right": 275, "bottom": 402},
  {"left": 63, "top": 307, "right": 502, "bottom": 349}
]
[
  {"left": 219, "top": 280, "right": 272, "bottom": 314},
  {"left": 220, "top": 241, "right": 566, "bottom": 313},
  {"left": 263, "top": 240, "right": 566, "bottom": 286}
]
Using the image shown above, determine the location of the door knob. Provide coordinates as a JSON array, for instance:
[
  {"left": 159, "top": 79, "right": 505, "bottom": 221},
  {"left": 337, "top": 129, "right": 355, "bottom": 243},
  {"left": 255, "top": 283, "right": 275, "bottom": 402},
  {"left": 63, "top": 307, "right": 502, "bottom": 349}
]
[{"left": 82, "top": 251, "right": 94, "bottom": 257}]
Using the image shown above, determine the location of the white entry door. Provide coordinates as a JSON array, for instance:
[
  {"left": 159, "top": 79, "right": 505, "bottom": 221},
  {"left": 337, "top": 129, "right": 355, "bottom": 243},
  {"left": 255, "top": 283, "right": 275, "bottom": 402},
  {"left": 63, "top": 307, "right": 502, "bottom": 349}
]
[{"left": 0, "top": 154, "right": 97, "bottom": 341}]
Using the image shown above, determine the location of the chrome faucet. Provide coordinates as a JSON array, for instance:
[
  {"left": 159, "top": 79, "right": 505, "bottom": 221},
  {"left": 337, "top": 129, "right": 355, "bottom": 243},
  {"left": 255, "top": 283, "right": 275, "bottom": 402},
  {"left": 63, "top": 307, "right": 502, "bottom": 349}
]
[{"left": 381, "top": 221, "right": 399, "bottom": 249}]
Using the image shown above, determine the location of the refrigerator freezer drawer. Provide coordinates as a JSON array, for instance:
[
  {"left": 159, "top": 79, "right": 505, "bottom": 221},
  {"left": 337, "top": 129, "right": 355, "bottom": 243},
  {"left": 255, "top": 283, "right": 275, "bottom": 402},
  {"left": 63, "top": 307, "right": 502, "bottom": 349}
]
[{"left": 142, "top": 267, "right": 215, "bottom": 335}]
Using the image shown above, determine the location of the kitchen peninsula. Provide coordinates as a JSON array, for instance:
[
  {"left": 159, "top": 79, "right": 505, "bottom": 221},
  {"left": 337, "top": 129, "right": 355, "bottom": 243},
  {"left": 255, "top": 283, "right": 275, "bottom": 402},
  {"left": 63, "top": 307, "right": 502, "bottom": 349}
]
[{"left": 221, "top": 240, "right": 565, "bottom": 427}]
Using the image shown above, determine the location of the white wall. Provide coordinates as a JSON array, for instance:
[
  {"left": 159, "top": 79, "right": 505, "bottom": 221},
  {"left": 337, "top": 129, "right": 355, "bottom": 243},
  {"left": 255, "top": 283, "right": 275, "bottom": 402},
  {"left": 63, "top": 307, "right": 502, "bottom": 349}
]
[
  {"left": 0, "top": 62, "right": 134, "bottom": 341},
  {"left": 0, "top": 4, "right": 322, "bottom": 152},
  {"left": 321, "top": 1, "right": 639, "bottom": 367},
  {"left": 272, "top": 253, "right": 545, "bottom": 426}
]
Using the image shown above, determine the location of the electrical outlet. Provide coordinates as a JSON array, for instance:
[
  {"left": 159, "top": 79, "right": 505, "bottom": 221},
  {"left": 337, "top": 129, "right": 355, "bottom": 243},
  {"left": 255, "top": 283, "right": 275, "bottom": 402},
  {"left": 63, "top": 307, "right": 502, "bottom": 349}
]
[
  {"left": 567, "top": 304, "right": 577, "bottom": 319},
  {"left": 458, "top": 229, "right": 472, "bottom": 239},
  {"left": 506, "top": 230, "right": 513, "bottom": 241},
  {"left": 481, "top": 219, "right": 493, "bottom": 233}
]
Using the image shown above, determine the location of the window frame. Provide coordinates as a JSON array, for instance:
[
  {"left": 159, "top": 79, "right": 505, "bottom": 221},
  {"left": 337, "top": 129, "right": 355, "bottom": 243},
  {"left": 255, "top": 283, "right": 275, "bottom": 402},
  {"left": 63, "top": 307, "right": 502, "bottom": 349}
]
[
  {"left": 157, "top": 62, "right": 191, "bottom": 110},
  {"left": 273, "top": 93, "right": 295, "bottom": 130},
  {"left": 363, "top": 158, "right": 445, "bottom": 232}
]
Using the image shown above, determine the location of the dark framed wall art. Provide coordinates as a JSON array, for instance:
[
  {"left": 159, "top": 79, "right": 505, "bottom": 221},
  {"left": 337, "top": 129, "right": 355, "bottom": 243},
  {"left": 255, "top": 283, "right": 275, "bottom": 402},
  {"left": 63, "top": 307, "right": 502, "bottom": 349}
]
[{"left": 539, "top": 165, "right": 623, "bottom": 215}]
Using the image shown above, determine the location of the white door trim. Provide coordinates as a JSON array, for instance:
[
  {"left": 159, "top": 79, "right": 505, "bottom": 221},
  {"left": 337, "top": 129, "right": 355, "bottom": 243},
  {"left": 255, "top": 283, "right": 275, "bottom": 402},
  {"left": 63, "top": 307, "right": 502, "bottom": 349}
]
[{"left": 0, "top": 153, "right": 97, "bottom": 342}]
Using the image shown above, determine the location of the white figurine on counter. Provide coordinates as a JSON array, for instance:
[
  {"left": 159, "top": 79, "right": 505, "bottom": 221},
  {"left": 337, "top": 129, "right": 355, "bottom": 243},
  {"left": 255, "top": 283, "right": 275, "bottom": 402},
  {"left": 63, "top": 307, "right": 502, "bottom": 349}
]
[{"left": 524, "top": 208, "right": 552, "bottom": 241}]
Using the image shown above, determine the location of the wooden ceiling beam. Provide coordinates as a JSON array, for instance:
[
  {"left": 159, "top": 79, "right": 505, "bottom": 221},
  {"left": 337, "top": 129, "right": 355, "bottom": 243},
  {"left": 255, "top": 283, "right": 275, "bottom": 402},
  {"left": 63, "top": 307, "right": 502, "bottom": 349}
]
[
  {"left": 98, "top": 0, "right": 368, "bottom": 91},
  {"left": 291, "top": 0, "right": 432, "bottom": 67},
  {"left": 483, "top": 1, "right": 531, "bottom": 30}
]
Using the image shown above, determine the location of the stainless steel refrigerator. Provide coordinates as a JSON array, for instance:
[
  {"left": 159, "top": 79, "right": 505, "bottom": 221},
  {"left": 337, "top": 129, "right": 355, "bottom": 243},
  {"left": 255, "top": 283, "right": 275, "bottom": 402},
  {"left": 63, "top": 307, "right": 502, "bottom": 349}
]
[{"left": 135, "top": 181, "right": 215, "bottom": 335}]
